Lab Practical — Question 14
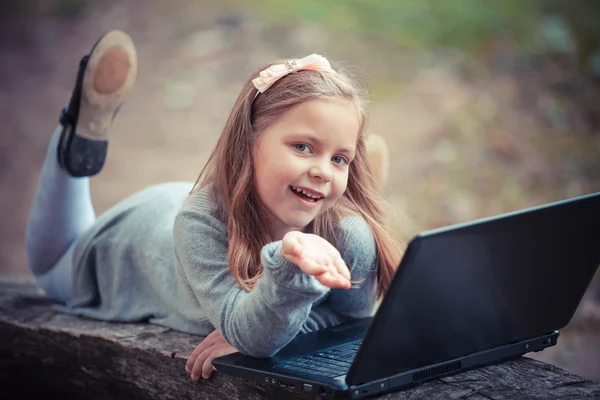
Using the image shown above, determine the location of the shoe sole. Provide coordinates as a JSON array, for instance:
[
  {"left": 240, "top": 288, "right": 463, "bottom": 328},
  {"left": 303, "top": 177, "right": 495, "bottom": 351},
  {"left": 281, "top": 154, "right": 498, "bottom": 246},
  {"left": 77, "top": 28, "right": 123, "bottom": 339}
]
[
  {"left": 365, "top": 134, "right": 389, "bottom": 188},
  {"left": 77, "top": 30, "right": 137, "bottom": 141}
]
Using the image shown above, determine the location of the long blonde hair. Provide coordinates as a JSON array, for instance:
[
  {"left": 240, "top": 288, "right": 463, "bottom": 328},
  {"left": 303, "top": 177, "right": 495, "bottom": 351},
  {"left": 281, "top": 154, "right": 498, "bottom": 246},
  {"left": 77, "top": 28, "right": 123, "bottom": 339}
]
[{"left": 191, "top": 59, "right": 402, "bottom": 298}]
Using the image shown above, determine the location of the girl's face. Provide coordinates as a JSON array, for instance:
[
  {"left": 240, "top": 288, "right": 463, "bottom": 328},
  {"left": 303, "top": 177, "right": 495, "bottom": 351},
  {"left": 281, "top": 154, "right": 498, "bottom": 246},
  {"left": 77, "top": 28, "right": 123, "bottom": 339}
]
[{"left": 253, "top": 97, "right": 360, "bottom": 240}]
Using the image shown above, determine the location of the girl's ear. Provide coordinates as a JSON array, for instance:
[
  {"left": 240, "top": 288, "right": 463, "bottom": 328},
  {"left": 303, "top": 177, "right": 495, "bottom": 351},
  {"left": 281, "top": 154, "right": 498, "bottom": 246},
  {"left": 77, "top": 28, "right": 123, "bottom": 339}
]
[{"left": 364, "top": 133, "right": 389, "bottom": 191}]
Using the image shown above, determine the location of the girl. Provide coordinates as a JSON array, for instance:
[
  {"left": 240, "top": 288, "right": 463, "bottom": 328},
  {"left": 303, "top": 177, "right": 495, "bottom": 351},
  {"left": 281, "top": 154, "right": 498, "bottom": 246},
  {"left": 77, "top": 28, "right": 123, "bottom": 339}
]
[{"left": 25, "top": 30, "right": 402, "bottom": 382}]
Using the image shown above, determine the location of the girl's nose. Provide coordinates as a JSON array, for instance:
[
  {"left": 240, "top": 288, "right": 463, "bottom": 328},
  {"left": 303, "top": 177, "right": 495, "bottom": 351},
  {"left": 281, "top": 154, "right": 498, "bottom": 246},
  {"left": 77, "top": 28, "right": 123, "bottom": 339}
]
[{"left": 308, "top": 160, "right": 332, "bottom": 182}]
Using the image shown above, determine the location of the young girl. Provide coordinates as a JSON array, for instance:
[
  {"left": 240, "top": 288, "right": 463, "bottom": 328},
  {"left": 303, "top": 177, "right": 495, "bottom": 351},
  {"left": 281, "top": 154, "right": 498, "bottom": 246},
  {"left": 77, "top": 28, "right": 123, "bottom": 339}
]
[{"left": 25, "top": 30, "right": 401, "bottom": 382}]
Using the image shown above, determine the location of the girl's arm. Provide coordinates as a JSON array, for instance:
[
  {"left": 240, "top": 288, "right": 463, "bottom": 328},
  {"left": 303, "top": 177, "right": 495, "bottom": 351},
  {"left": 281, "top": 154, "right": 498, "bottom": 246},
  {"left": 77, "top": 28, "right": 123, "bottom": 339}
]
[{"left": 173, "top": 207, "right": 331, "bottom": 358}]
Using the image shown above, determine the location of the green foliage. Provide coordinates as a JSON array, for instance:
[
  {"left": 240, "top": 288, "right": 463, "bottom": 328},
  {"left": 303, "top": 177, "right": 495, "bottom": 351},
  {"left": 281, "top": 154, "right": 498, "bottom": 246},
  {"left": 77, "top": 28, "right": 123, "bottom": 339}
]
[
  {"left": 54, "top": 0, "right": 91, "bottom": 16},
  {"left": 242, "top": 0, "right": 547, "bottom": 50}
]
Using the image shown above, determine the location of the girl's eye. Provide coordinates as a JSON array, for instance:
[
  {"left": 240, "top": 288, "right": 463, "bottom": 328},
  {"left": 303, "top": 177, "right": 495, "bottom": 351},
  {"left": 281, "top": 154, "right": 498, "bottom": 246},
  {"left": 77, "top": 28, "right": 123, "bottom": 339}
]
[
  {"left": 294, "top": 144, "right": 311, "bottom": 153},
  {"left": 332, "top": 155, "right": 349, "bottom": 165}
]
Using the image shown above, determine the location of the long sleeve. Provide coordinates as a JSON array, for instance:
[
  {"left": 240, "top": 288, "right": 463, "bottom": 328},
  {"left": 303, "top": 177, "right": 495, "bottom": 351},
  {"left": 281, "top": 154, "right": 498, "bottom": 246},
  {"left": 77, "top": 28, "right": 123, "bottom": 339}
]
[
  {"left": 173, "top": 197, "right": 330, "bottom": 358},
  {"left": 328, "top": 216, "right": 379, "bottom": 319}
]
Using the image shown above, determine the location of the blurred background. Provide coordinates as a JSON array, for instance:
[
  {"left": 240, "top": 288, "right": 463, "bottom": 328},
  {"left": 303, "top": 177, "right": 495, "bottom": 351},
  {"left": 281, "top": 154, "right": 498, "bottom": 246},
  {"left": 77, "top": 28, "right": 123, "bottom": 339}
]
[{"left": 1, "top": 0, "right": 600, "bottom": 384}]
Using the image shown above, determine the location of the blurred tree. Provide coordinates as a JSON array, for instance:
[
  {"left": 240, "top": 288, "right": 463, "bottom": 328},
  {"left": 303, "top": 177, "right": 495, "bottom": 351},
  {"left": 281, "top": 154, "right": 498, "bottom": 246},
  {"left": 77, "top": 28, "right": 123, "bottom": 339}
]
[
  {"left": 542, "top": 0, "right": 600, "bottom": 79},
  {"left": 0, "top": 0, "right": 89, "bottom": 18}
]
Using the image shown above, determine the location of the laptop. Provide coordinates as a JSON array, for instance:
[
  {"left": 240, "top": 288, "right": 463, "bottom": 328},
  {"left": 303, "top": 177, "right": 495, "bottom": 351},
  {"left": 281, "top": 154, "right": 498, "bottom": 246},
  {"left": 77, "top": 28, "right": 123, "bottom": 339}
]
[{"left": 213, "top": 191, "right": 600, "bottom": 399}]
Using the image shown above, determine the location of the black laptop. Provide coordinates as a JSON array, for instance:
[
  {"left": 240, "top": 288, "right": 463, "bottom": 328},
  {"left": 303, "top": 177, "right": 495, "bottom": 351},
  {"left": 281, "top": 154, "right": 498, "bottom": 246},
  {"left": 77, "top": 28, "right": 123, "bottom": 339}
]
[{"left": 213, "top": 191, "right": 600, "bottom": 399}]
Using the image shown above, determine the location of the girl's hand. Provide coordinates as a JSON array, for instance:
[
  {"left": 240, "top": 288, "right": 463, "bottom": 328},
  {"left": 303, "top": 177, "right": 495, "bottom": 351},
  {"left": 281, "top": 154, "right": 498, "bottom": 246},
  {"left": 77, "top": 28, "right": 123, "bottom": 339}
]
[
  {"left": 185, "top": 329, "right": 238, "bottom": 380},
  {"left": 281, "top": 231, "right": 351, "bottom": 289}
]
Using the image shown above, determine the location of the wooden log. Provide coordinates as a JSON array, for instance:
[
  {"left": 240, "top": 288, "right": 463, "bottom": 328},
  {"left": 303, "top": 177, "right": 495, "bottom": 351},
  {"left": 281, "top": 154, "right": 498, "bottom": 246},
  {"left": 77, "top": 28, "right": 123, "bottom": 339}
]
[{"left": 1, "top": 276, "right": 600, "bottom": 399}]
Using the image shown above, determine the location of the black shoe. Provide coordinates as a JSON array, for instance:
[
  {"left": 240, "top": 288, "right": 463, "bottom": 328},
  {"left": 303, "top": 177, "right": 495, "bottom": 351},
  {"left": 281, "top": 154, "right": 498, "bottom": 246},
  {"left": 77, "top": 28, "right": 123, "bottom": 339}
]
[{"left": 58, "top": 30, "right": 137, "bottom": 177}]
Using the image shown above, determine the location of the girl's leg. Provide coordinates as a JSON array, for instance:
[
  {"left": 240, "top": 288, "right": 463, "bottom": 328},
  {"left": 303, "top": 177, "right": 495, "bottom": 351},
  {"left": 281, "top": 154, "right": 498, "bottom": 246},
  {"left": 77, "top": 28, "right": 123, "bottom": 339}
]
[
  {"left": 25, "top": 30, "right": 137, "bottom": 303},
  {"left": 25, "top": 125, "right": 95, "bottom": 289}
]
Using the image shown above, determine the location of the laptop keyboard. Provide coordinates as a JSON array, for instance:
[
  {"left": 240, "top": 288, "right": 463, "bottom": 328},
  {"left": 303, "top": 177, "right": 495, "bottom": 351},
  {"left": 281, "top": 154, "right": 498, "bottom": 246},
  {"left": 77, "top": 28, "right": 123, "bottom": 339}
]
[{"left": 277, "top": 340, "right": 361, "bottom": 378}]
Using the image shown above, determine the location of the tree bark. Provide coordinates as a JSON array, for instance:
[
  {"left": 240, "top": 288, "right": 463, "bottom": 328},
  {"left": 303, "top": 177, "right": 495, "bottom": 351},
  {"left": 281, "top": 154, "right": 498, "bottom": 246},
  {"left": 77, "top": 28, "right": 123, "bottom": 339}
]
[{"left": 1, "top": 276, "right": 599, "bottom": 399}]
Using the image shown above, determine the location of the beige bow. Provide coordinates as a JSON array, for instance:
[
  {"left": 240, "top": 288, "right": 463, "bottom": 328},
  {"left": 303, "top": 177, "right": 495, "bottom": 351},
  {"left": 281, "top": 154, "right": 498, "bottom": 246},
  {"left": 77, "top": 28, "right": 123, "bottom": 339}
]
[{"left": 252, "top": 54, "right": 336, "bottom": 94}]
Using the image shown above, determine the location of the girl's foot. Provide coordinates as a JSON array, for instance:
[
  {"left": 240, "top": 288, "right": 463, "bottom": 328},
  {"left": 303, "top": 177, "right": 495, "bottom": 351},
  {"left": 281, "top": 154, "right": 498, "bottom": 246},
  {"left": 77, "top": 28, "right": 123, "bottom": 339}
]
[
  {"left": 57, "top": 30, "right": 137, "bottom": 177},
  {"left": 365, "top": 133, "right": 389, "bottom": 190}
]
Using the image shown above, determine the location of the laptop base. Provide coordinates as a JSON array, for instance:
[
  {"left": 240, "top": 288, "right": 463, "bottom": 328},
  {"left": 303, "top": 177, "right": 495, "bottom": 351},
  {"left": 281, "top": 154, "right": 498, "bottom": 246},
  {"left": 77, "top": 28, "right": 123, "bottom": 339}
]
[{"left": 215, "top": 331, "right": 558, "bottom": 399}]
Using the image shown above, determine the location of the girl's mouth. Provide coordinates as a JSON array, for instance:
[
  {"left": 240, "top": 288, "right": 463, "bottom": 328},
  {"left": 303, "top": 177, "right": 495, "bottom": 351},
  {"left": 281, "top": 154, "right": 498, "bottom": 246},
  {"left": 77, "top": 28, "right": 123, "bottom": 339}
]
[{"left": 289, "top": 186, "right": 323, "bottom": 203}]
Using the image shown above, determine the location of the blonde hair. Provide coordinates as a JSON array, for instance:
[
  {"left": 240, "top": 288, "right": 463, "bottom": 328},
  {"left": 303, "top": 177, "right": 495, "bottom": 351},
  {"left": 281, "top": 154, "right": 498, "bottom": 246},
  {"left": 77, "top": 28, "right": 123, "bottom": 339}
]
[{"left": 191, "top": 59, "right": 402, "bottom": 299}]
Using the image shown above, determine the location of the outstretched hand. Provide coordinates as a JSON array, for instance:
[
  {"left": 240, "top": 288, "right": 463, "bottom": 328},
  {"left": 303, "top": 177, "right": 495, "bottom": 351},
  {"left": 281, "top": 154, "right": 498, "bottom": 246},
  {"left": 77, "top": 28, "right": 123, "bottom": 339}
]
[
  {"left": 185, "top": 329, "right": 238, "bottom": 380},
  {"left": 281, "top": 231, "right": 351, "bottom": 289}
]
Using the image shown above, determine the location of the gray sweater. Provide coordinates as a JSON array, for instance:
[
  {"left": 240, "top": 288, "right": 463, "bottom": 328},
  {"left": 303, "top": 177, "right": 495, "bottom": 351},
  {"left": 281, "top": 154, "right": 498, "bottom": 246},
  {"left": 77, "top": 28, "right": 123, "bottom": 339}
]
[{"left": 57, "top": 182, "right": 378, "bottom": 357}]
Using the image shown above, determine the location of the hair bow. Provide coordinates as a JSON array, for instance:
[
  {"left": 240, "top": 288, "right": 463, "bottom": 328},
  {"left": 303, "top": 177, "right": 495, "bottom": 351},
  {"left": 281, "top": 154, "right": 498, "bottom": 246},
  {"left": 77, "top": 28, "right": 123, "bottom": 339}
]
[{"left": 252, "top": 54, "right": 335, "bottom": 94}]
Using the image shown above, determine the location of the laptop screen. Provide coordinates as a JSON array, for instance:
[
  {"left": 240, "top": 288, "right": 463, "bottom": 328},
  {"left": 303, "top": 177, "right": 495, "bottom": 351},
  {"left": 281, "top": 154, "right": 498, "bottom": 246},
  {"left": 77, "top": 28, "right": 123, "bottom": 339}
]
[{"left": 346, "top": 192, "right": 600, "bottom": 385}]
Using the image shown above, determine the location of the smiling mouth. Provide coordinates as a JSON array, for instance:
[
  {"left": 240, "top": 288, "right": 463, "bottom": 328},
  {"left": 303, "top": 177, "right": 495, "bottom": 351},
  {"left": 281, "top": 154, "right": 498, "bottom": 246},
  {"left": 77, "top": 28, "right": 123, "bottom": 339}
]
[{"left": 289, "top": 186, "right": 324, "bottom": 202}]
